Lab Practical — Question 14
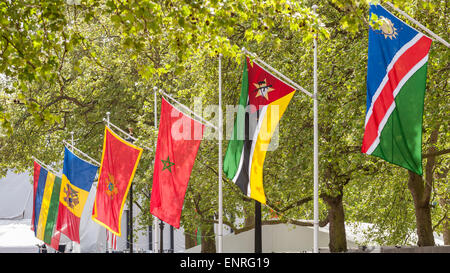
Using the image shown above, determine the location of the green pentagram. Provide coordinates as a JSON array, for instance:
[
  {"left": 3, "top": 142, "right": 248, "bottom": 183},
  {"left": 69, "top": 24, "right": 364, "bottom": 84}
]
[{"left": 161, "top": 156, "right": 175, "bottom": 173}]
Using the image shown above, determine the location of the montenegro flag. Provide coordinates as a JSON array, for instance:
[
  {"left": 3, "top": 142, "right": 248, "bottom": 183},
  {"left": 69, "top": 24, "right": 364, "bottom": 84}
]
[
  {"left": 223, "top": 57, "right": 296, "bottom": 204},
  {"left": 150, "top": 97, "right": 204, "bottom": 228},
  {"left": 92, "top": 126, "right": 143, "bottom": 236},
  {"left": 56, "top": 147, "right": 98, "bottom": 243}
]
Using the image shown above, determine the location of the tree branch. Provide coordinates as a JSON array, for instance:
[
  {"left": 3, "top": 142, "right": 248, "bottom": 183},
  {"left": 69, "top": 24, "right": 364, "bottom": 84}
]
[{"left": 423, "top": 148, "right": 450, "bottom": 159}]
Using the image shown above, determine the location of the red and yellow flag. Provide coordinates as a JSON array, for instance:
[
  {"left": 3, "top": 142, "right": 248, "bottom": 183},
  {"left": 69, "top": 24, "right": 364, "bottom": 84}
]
[{"left": 92, "top": 126, "right": 143, "bottom": 236}]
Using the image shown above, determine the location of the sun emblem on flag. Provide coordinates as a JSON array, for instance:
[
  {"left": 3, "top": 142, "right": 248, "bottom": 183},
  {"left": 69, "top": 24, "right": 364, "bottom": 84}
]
[
  {"left": 63, "top": 184, "right": 80, "bottom": 209},
  {"left": 106, "top": 173, "right": 118, "bottom": 199},
  {"left": 253, "top": 79, "right": 274, "bottom": 100},
  {"left": 379, "top": 16, "right": 398, "bottom": 39}
]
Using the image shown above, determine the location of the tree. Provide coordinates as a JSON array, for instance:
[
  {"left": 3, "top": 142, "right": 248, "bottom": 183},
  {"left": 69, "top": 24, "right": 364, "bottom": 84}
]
[{"left": 0, "top": 0, "right": 447, "bottom": 253}]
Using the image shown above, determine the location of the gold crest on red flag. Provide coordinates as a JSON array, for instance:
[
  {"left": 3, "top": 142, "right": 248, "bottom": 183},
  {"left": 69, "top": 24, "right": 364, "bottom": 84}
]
[{"left": 92, "top": 126, "right": 143, "bottom": 236}]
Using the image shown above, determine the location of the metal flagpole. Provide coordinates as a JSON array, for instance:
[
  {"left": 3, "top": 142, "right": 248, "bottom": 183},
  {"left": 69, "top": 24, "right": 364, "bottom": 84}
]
[
  {"left": 153, "top": 87, "right": 159, "bottom": 253},
  {"left": 159, "top": 89, "right": 218, "bottom": 130},
  {"left": 312, "top": 4, "right": 319, "bottom": 254},
  {"left": 242, "top": 48, "right": 313, "bottom": 98},
  {"left": 63, "top": 140, "right": 100, "bottom": 166},
  {"left": 106, "top": 112, "right": 112, "bottom": 253},
  {"left": 71, "top": 131, "right": 81, "bottom": 253},
  {"left": 31, "top": 156, "right": 60, "bottom": 177},
  {"left": 218, "top": 54, "right": 223, "bottom": 253},
  {"left": 384, "top": 2, "right": 450, "bottom": 48},
  {"left": 255, "top": 201, "right": 262, "bottom": 253},
  {"left": 126, "top": 131, "right": 134, "bottom": 254}
]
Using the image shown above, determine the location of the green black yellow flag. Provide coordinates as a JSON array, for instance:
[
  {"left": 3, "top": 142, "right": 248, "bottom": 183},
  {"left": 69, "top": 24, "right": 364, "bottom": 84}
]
[{"left": 223, "top": 57, "right": 296, "bottom": 204}]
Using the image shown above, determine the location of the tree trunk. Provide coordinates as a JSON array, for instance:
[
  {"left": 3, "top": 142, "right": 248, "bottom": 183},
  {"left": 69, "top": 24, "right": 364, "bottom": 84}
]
[
  {"left": 408, "top": 171, "right": 435, "bottom": 246},
  {"left": 323, "top": 193, "right": 347, "bottom": 252},
  {"left": 439, "top": 198, "right": 449, "bottom": 245},
  {"left": 243, "top": 204, "right": 255, "bottom": 227},
  {"left": 443, "top": 218, "right": 450, "bottom": 245},
  {"left": 406, "top": 129, "right": 439, "bottom": 246},
  {"left": 201, "top": 223, "right": 216, "bottom": 253},
  {"left": 185, "top": 230, "right": 197, "bottom": 249}
]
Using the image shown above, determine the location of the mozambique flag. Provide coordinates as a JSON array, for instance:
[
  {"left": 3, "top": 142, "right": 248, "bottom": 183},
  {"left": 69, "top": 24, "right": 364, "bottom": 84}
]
[
  {"left": 56, "top": 147, "right": 98, "bottom": 243},
  {"left": 223, "top": 57, "right": 296, "bottom": 204},
  {"left": 92, "top": 126, "right": 143, "bottom": 236},
  {"left": 31, "top": 161, "right": 62, "bottom": 250},
  {"left": 150, "top": 97, "right": 204, "bottom": 228},
  {"left": 362, "top": 5, "right": 432, "bottom": 175}
]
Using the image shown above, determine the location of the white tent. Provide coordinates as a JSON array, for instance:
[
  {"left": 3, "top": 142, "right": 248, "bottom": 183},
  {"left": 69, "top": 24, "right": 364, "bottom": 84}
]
[
  {"left": 0, "top": 219, "right": 41, "bottom": 253},
  {"left": 0, "top": 171, "right": 39, "bottom": 252},
  {"left": 0, "top": 171, "right": 34, "bottom": 220},
  {"left": 0, "top": 170, "right": 105, "bottom": 253}
]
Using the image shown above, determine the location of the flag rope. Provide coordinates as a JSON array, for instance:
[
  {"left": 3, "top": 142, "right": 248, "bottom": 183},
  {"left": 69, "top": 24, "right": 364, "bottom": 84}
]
[
  {"left": 62, "top": 140, "right": 101, "bottom": 167},
  {"left": 158, "top": 89, "right": 218, "bottom": 130},
  {"left": 31, "top": 156, "right": 60, "bottom": 175},
  {"left": 101, "top": 119, "right": 152, "bottom": 151},
  {"left": 242, "top": 47, "right": 314, "bottom": 98},
  {"left": 384, "top": 2, "right": 449, "bottom": 48}
]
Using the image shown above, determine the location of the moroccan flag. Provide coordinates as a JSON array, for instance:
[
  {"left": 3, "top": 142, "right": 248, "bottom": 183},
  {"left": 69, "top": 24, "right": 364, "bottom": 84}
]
[
  {"left": 31, "top": 161, "right": 62, "bottom": 250},
  {"left": 56, "top": 147, "right": 98, "bottom": 243},
  {"left": 92, "top": 126, "right": 143, "bottom": 236},
  {"left": 223, "top": 57, "right": 296, "bottom": 204},
  {"left": 362, "top": 5, "right": 432, "bottom": 175},
  {"left": 150, "top": 97, "right": 204, "bottom": 228}
]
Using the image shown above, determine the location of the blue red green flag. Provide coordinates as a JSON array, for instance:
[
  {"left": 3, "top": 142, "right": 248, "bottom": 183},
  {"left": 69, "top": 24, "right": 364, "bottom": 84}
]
[{"left": 362, "top": 5, "right": 432, "bottom": 175}]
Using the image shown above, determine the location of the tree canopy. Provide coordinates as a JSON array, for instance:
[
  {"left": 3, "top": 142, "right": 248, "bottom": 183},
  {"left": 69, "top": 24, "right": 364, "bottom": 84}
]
[{"left": 0, "top": 0, "right": 448, "bottom": 252}]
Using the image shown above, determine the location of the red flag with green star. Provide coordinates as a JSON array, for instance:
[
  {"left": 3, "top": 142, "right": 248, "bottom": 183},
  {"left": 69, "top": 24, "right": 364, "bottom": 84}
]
[{"left": 150, "top": 97, "right": 204, "bottom": 228}]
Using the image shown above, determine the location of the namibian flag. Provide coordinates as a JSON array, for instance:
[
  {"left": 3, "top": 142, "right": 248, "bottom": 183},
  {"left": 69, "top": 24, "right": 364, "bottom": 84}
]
[
  {"left": 362, "top": 5, "right": 432, "bottom": 175},
  {"left": 31, "top": 161, "right": 62, "bottom": 250},
  {"left": 223, "top": 57, "right": 296, "bottom": 204},
  {"left": 56, "top": 147, "right": 98, "bottom": 243}
]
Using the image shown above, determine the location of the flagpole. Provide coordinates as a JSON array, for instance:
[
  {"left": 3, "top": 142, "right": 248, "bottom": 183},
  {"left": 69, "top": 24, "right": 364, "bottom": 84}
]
[
  {"left": 31, "top": 156, "right": 60, "bottom": 176},
  {"left": 70, "top": 131, "right": 82, "bottom": 253},
  {"left": 153, "top": 87, "right": 159, "bottom": 253},
  {"left": 101, "top": 119, "right": 152, "bottom": 151},
  {"left": 159, "top": 89, "right": 218, "bottom": 130},
  {"left": 218, "top": 53, "right": 223, "bottom": 253},
  {"left": 242, "top": 48, "right": 313, "bottom": 98},
  {"left": 63, "top": 140, "right": 101, "bottom": 166},
  {"left": 106, "top": 112, "right": 112, "bottom": 254},
  {"left": 384, "top": 2, "right": 450, "bottom": 48},
  {"left": 312, "top": 4, "right": 319, "bottom": 254}
]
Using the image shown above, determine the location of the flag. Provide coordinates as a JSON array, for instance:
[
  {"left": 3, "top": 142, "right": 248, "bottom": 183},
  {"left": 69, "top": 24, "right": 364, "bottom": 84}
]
[
  {"left": 106, "top": 231, "right": 117, "bottom": 250},
  {"left": 150, "top": 97, "right": 204, "bottom": 228},
  {"left": 362, "top": 5, "right": 432, "bottom": 175},
  {"left": 92, "top": 126, "right": 143, "bottom": 236},
  {"left": 31, "top": 161, "right": 62, "bottom": 250},
  {"left": 223, "top": 57, "right": 296, "bottom": 204},
  {"left": 56, "top": 147, "right": 98, "bottom": 243}
]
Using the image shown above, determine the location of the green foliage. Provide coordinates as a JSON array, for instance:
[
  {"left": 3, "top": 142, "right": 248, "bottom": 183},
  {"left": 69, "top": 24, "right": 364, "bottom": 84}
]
[{"left": 0, "top": 0, "right": 448, "bottom": 249}]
